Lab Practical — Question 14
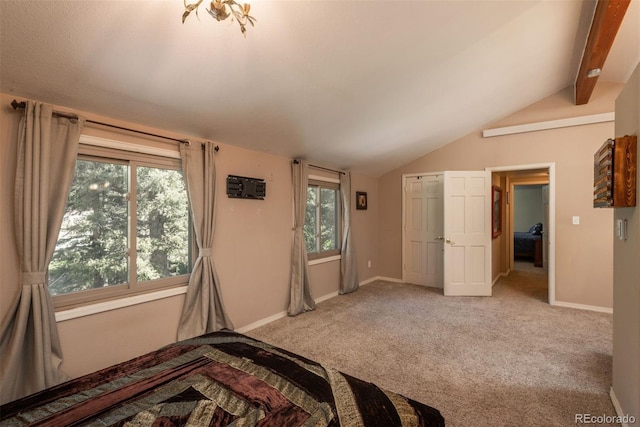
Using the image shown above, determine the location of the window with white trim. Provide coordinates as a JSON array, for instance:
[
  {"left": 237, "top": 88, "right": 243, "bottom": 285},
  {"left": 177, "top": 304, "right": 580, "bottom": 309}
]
[
  {"left": 304, "top": 179, "right": 341, "bottom": 259},
  {"left": 49, "top": 142, "right": 192, "bottom": 308}
]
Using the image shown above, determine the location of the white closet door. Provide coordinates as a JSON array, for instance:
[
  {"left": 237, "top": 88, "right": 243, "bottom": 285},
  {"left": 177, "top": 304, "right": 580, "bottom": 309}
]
[{"left": 404, "top": 175, "right": 443, "bottom": 287}]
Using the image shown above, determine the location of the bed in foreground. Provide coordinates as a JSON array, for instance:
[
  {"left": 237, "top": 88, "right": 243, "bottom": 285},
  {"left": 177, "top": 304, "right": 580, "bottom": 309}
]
[{"left": 1, "top": 330, "right": 444, "bottom": 426}]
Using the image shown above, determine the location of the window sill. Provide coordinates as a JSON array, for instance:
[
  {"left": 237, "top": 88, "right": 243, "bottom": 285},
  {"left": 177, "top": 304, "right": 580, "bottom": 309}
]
[
  {"left": 55, "top": 286, "right": 188, "bottom": 322},
  {"left": 308, "top": 255, "right": 341, "bottom": 266},
  {"left": 54, "top": 254, "right": 342, "bottom": 322}
]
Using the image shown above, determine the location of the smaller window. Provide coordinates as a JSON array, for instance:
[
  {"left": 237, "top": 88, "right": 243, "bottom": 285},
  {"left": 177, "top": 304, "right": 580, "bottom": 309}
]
[{"left": 304, "top": 180, "right": 341, "bottom": 259}]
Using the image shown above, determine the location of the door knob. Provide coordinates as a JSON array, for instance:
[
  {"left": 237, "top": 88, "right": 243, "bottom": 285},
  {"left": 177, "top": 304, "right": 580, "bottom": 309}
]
[
  {"left": 436, "top": 236, "right": 444, "bottom": 240},
  {"left": 445, "top": 238, "right": 455, "bottom": 244}
]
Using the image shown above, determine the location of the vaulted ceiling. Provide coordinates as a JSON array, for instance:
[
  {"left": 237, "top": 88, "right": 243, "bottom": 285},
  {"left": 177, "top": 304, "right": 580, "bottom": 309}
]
[{"left": 1, "top": 1, "right": 638, "bottom": 176}]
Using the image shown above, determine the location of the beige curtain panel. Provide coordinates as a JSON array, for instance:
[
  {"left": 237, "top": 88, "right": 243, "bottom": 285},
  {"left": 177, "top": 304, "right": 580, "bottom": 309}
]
[
  {"left": 0, "top": 102, "right": 85, "bottom": 404},
  {"left": 339, "top": 172, "right": 359, "bottom": 294},
  {"left": 288, "top": 160, "right": 316, "bottom": 316},
  {"left": 177, "top": 141, "right": 233, "bottom": 340}
]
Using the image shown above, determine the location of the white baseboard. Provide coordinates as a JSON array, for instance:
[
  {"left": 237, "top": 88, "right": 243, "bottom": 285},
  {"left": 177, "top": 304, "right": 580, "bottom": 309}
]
[
  {"left": 236, "top": 287, "right": 344, "bottom": 334},
  {"left": 610, "top": 387, "right": 632, "bottom": 427},
  {"left": 315, "top": 290, "right": 339, "bottom": 304},
  {"left": 238, "top": 277, "right": 616, "bottom": 335},
  {"left": 236, "top": 276, "right": 405, "bottom": 334},
  {"left": 492, "top": 271, "right": 510, "bottom": 287},
  {"left": 376, "top": 276, "right": 404, "bottom": 284},
  {"left": 553, "top": 301, "right": 613, "bottom": 314},
  {"left": 359, "top": 276, "right": 380, "bottom": 286},
  {"left": 235, "top": 310, "right": 288, "bottom": 334}
]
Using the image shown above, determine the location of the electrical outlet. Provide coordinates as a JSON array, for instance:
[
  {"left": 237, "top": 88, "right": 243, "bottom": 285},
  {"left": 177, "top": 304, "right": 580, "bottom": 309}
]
[{"left": 572, "top": 216, "right": 580, "bottom": 225}]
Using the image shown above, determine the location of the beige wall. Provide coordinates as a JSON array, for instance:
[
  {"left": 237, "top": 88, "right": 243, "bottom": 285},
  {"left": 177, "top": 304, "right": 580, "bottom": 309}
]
[
  {"left": 0, "top": 93, "right": 379, "bottom": 378},
  {"left": 378, "top": 83, "right": 622, "bottom": 309},
  {"left": 352, "top": 173, "right": 379, "bottom": 279},
  {"left": 514, "top": 185, "right": 544, "bottom": 232},
  {"left": 612, "top": 63, "right": 640, "bottom": 420}
]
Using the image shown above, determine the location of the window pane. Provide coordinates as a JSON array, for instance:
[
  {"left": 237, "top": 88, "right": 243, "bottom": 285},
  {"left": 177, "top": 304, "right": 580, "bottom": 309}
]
[
  {"left": 136, "top": 167, "right": 190, "bottom": 282},
  {"left": 49, "top": 159, "right": 128, "bottom": 295},
  {"left": 320, "top": 188, "right": 338, "bottom": 251},
  {"left": 304, "top": 186, "right": 318, "bottom": 253}
]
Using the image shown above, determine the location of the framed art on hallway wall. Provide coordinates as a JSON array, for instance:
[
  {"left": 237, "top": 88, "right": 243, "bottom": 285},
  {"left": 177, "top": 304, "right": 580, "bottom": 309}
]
[{"left": 492, "top": 185, "right": 502, "bottom": 238}]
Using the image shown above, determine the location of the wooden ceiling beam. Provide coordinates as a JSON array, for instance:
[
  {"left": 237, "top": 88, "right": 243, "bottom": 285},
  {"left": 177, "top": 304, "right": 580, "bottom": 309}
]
[{"left": 574, "top": 0, "right": 630, "bottom": 105}]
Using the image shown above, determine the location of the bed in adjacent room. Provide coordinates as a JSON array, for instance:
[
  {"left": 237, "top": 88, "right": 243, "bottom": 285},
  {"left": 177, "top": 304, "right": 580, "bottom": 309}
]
[
  {"left": 0, "top": 330, "right": 444, "bottom": 426},
  {"left": 514, "top": 223, "right": 543, "bottom": 266}
]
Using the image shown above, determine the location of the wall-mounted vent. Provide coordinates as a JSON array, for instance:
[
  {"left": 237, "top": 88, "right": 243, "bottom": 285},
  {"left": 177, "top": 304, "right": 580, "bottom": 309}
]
[{"left": 226, "top": 175, "right": 266, "bottom": 200}]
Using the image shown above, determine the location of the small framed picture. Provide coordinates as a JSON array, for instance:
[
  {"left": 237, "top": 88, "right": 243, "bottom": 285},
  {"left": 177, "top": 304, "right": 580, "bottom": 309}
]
[
  {"left": 356, "top": 191, "right": 367, "bottom": 210},
  {"left": 492, "top": 185, "right": 502, "bottom": 238}
]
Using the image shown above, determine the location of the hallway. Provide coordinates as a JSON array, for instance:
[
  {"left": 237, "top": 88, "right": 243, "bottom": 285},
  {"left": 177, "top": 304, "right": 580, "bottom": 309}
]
[{"left": 503, "top": 260, "right": 549, "bottom": 303}]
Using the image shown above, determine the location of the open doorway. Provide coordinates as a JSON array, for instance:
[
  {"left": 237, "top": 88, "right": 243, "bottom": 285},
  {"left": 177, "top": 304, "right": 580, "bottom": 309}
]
[
  {"left": 511, "top": 182, "right": 549, "bottom": 303},
  {"left": 513, "top": 183, "right": 548, "bottom": 269},
  {"left": 487, "top": 164, "right": 555, "bottom": 305}
]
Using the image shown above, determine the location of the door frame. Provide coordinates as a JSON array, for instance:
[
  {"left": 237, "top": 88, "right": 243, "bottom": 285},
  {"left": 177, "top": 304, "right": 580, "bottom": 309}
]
[
  {"left": 486, "top": 163, "right": 556, "bottom": 305},
  {"left": 401, "top": 172, "right": 444, "bottom": 285}
]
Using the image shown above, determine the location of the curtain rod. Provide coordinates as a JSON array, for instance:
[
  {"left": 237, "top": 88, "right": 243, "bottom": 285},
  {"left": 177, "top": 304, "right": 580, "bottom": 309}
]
[
  {"left": 10, "top": 100, "right": 219, "bottom": 152},
  {"left": 293, "top": 159, "right": 345, "bottom": 175}
]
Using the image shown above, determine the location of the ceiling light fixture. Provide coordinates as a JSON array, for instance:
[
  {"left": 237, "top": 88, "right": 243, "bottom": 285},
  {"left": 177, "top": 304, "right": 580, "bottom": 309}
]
[
  {"left": 182, "top": 0, "right": 256, "bottom": 36},
  {"left": 586, "top": 68, "right": 602, "bottom": 78}
]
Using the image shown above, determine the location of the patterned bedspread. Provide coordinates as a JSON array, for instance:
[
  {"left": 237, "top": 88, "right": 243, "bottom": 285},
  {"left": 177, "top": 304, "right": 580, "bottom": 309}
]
[{"left": 1, "top": 330, "right": 444, "bottom": 426}]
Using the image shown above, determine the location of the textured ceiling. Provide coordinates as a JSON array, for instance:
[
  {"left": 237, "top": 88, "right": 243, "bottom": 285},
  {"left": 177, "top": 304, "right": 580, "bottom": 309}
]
[{"left": 1, "top": 1, "right": 638, "bottom": 176}]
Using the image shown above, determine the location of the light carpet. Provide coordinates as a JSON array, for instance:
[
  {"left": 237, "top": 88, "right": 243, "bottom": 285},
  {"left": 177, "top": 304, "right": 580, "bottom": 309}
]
[{"left": 248, "top": 263, "right": 617, "bottom": 427}]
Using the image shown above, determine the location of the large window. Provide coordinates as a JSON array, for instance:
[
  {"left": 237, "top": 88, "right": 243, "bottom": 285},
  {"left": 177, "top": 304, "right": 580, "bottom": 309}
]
[
  {"left": 304, "top": 179, "right": 340, "bottom": 259},
  {"left": 49, "top": 145, "right": 191, "bottom": 307}
]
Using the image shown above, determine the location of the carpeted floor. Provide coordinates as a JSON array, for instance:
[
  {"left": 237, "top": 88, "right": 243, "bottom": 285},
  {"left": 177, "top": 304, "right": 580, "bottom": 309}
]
[{"left": 248, "top": 262, "right": 617, "bottom": 426}]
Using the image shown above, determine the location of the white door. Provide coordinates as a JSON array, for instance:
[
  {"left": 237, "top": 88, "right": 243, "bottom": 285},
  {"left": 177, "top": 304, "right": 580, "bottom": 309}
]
[
  {"left": 443, "top": 171, "right": 492, "bottom": 296},
  {"left": 404, "top": 175, "right": 444, "bottom": 287}
]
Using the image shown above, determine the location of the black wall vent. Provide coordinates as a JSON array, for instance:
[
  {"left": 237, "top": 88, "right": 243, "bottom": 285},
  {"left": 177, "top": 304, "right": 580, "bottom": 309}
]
[{"left": 226, "top": 175, "right": 266, "bottom": 200}]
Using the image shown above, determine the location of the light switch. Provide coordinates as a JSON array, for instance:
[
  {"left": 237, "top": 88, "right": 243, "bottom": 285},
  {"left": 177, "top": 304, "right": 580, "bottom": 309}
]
[
  {"left": 572, "top": 216, "right": 580, "bottom": 225},
  {"left": 617, "top": 219, "right": 628, "bottom": 240}
]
